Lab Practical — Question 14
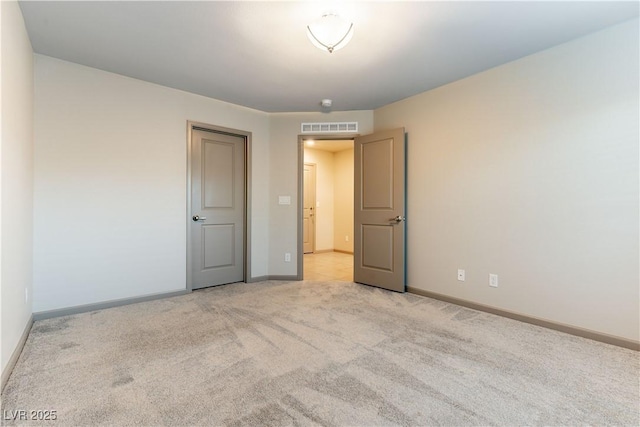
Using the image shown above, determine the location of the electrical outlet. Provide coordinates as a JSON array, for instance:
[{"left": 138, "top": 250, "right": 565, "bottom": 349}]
[
  {"left": 345, "top": 235, "right": 349, "bottom": 242},
  {"left": 284, "top": 252, "right": 291, "bottom": 262},
  {"left": 25, "top": 288, "right": 29, "bottom": 303},
  {"left": 457, "top": 269, "right": 465, "bottom": 281},
  {"left": 489, "top": 274, "right": 499, "bottom": 288}
]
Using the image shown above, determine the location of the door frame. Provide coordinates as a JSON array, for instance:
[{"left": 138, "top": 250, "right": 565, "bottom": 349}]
[
  {"left": 296, "top": 133, "right": 359, "bottom": 280},
  {"left": 186, "top": 121, "right": 252, "bottom": 291}
]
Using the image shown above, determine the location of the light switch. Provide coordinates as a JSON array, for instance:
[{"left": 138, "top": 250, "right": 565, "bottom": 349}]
[{"left": 278, "top": 196, "right": 291, "bottom": 205}]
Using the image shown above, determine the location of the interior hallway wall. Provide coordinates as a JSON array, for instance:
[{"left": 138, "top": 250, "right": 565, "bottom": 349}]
[
  {"left": 33, "top": 55, "right": 270, "bottom": 313},
  {"left": 374, "top": 19, "right": 639, "bottom": 341},
  {"left": 1, "top": 0, "right": 34, "bottom": 377},
  {"left": 333, "top": 148, "right": 354, "bottom": 253},
  {"left": 303, "top": 148, "right": 335, "bottom": 252}
]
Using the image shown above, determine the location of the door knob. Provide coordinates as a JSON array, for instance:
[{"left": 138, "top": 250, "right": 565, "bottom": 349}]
[
  {"left": 390, "top": 215, "right": 405, "bottom": 223},
  {"left": 192, "top": 215, "right": 207, "bottom": 222}
]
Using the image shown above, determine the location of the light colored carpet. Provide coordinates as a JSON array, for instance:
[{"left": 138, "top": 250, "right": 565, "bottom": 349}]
[{"left": 2, "top": 280, "right": 638, "bottom": 426}]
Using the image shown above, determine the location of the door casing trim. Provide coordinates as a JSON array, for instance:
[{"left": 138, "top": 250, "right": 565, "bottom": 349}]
[
  {"left": 187, "top": 121, "right": 252, "bottom": 291},
  {"left": 297, "top": 133, "right": 359, "bottom": 280}
]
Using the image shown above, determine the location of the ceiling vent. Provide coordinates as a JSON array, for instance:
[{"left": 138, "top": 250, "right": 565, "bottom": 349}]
[{"left": 301, "top": 122, "right": 358, "bottom": 133}]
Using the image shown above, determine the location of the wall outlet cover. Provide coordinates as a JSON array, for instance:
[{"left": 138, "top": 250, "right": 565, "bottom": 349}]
[{"left": 489, "top": 274, "right": 499, "bottom": 287}]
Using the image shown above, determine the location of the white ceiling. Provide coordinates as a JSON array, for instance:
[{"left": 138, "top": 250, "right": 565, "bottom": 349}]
[
  {"left": 305, "top": 139, "right": 354, "bottom": 153},
  {"left": 19, "top": 1, "right": 639, "bottom": 113}
]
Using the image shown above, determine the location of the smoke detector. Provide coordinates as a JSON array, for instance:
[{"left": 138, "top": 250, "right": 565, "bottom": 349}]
[{"left": 321, "top": 99, "right": 332, "bottom": 108}]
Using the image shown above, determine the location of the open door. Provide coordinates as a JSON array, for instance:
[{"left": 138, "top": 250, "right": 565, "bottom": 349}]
[{"left": 354, "top": 128, "right": 406, "bottom": 292}]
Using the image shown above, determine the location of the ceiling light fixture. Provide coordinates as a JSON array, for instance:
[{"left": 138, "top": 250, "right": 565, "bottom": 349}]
[{"left": 306, "top": 13, "right": 354, "bottom": 53}]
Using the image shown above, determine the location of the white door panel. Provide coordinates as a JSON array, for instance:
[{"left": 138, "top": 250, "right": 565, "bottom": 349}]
[{"left": 303, "top": 163, "right": 316, "bottom": 254}]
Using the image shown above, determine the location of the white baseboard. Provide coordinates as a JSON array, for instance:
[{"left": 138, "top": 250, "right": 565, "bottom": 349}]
[
  {"left": 408, "top": 287, "right": 639, "bottom": 351},
  {"left": 1, "top": 314, "right": 34, "bottom": 392},
  {"left": 33, "top": 289, "right": 190, "bottom": 321}
]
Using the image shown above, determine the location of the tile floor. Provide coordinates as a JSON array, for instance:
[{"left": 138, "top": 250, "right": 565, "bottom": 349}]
[{"left": 303, "top": 251, "right": 353, "bottom": 281}]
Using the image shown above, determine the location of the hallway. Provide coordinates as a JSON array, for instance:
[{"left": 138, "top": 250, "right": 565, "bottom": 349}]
[{"left": 303, "top": 252, "right": 353, "bottom": 281}]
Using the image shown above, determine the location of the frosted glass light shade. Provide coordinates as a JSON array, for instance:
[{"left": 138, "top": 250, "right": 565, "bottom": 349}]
[{"left": 306, "top": 14, "right": 354, "bottom": 53}]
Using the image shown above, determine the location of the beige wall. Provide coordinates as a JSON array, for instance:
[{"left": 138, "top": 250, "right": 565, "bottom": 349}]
[
  {"left": 375, "top": 19, "right": 639, "bottom": 341},
  {"left": 33, "top": 55, "right": 271, "bottom": 312},
  {"left": 304, "top": 148, "right": 335, "bottom": 251},
  {"left": 1, "top": 1, "right": 34, "bottom": 375},
  {"left": 269, "top": 112, "right": 373, "bottom": 276},
  {"left": 334, "top": 148, "right": 354, "bottom": 253}
]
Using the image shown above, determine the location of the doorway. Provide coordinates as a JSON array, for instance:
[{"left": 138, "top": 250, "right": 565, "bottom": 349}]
[
  {"left": 297, "top": 128, "right": 407, "bottom": 292},
  {"left": 187, "top": 122, "right": 251, "bottom": 291},
  {"left": 298, "top": 135, "right": 356, "bottom": 281}
]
